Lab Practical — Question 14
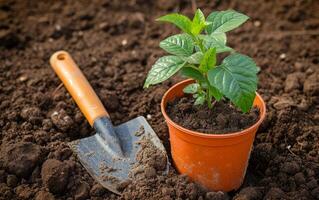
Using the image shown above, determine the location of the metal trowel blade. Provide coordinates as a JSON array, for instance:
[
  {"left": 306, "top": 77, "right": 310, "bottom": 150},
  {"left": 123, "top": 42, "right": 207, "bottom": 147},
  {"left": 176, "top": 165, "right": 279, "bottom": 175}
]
[{"left": 68, "top": 116, "right": 169, "bottom": 194}]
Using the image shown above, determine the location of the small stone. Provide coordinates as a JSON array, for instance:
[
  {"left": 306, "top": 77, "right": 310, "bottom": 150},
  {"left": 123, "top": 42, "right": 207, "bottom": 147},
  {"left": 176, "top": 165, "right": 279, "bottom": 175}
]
[
  {"left": 99, "top": 22, "right": 108, "bottom": 29},
  {"left": 35, "top": 191, "right": 55, "bottom": 200},
  {"left": 90, "top": 183, "right": 107, "bottom": 197},
  {"left": 279, "top": 53, "right": 286, "bottom": 60},
  {"left": 6, "top": 174, "right": 18, "bottom": 187},
  {"left": 41, "top": 159, "right": 70, "bottom": 194},
  {"left": 18, "top": 75, "right": 28, "bottom": 82},
  {"left": 74, "top": 182, "right": 90, "bottom": 200},
  {"left": 254, "top": 20, "right": 261, "bottom": 27},
  {"left": 55, "top": 24, "right": 61, "bottom": 31},
  {"left": 265, "top": 188, "right": 286, "bottom": 199},
  {"left": 121, "top": 39, "right": 127, "bottom": 46},
  {"left": 146, "top": 114, "right": 152, "bottom": 120}
]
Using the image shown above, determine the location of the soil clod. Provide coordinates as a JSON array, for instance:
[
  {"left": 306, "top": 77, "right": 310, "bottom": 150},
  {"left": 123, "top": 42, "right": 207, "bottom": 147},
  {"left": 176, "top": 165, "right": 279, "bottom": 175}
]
[
  {"left": 1, "top": 142, "right": 44, "bottom": 178},
  {"left": 41, "top": 159, "right": 70, "bottom": 194}
]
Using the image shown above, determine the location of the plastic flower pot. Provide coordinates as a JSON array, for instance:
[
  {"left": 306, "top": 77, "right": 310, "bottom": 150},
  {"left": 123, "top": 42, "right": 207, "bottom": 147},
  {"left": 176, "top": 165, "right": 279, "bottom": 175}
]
[{"left": 161, "top": 79, "right": 266, "bottom": 192}]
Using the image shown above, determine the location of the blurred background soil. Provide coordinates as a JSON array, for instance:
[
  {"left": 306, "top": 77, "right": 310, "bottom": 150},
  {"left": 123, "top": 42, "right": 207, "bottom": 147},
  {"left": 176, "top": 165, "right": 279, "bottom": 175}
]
[{"left": 0, "top": 0, "right": 318, "bottom": 199}]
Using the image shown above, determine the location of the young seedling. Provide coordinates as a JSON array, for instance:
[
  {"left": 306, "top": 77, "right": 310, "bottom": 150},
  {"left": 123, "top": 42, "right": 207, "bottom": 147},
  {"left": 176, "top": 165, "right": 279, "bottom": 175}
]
[{"left": 144, "top": 9, "right": 259, "bottom": 112}]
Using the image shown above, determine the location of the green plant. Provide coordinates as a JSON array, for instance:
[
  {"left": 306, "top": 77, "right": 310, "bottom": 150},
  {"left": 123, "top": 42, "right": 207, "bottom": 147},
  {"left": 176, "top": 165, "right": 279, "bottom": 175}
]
[{"left": 144, "top": 9, "right": 259, "bottom": 112}]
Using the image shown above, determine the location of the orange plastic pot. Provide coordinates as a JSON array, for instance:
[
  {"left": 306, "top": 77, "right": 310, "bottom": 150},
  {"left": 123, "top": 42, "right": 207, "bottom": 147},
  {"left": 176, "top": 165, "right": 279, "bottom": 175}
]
[{"left": 161, "top": 79, "right": 266, "bottom": 192}]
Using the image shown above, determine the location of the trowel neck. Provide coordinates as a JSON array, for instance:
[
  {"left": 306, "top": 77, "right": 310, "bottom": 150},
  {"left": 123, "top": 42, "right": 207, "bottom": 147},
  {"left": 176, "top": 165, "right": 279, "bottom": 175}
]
[{"left": 93, "top": 117, "right": 123, "bottom": 157}]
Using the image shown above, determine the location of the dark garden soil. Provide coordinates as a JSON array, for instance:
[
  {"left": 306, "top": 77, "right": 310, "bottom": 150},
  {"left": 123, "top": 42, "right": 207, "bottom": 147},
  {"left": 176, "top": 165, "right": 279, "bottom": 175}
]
[
  {"left": 0, "top": 0, "right": 318, "bottom": 199},
  {"left": 166, "top": 96, "right": 260, "bottom": 134}
]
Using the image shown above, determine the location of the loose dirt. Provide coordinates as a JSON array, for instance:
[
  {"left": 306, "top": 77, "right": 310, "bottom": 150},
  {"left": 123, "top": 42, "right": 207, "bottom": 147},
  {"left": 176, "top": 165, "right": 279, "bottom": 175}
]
[
  {"left": 0, "top": 0, "right": 318, "bottom": 199},
  {"left": 167, "top": 96, "right": 259, "bottom": 134}
]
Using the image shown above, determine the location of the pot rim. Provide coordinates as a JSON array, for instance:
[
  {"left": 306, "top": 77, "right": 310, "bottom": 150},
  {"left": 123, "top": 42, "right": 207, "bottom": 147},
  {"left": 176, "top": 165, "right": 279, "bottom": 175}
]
[{"left": 161, "top": 79, "right": 267, "bottom": 139}]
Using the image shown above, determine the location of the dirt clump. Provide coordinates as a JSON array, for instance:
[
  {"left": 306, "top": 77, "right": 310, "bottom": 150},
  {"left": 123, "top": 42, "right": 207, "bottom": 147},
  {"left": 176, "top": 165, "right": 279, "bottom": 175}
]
[
  {"left": 74, "top": 182, "right": 90, "bottom": 200},
  {"left": 0, "top": 183, "right": 13, "bottom": 199},
  {"left": 130, "top": 135, "right": 167, "bottom": 179},
  {"left": 90, "top": 183, "right": 107, "bottom": 197},
  {"left": 303, "top": 72, "right": 319, "bottom": 95},
  {"left": 264, "top": 187, "right": 286, "bottom": 200},
  {"left": 50, "top": 109, "right": 74, "bottom": 132},
  {"left": 20, "top": 106, "right": 42, "bottom": 124},
  {"left": 41, "top": 159, "right": 70, "bottom": 194},
  {"left": 205, "top": 191, "right": 229, "bottom": 200},
  {"left": 233, "top": 187, "right": 262, "bottom": 200},
  {"left": 284, "top": 72, "right": 304, "bottom": 92},
  {"left": 166, "top": 97, "right": 259, "bottom": 134},
  {"left": 6, "top": 174, "right": 18, "bottom": 187},
  {"left": 0, "top": 142, "right": 44, "bottom": 178},
  {"left": 35, "top": 190, "right": 55, "bottom": 200},
  {"left": 15, "top": 184, "right": 33, "bottom": 199}
]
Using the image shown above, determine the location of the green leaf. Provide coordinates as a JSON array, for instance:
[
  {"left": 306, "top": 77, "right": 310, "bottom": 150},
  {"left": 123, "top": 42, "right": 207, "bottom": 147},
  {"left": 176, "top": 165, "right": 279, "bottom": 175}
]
[
  {"left": 199, "top": 48, "right": 216, "bottom": 73},
  {"left": 206, "top": 10, "right": 249, "bottom": 34},
  {"left": 193, "top": 9, "right": 205, "bottom": 25},
  {"left": 191, "top": 9, "right": 206, "bottom": 35},
  {"left": 160, "top": 34, "right": 194, "bottom": 57},
  {"left": 207, "top": 53, "right": 258, "bottom": 112},
  {"left": 180, "top": 66, "right": 206, "bottom": 83},
  {"left": 157, "top": 13, "right": 192, "bottom": 34},
  {"left": 201, "top": 33, "right": 233, "bottom": 53},
  {"left": 183, "top": 83, "right": 200, "bottom": 94},
  {"left": 194, "top": 93, "right": 206, "bottom": 105},
  {"left": 209, "top": 85, "right": 223, "bottom": 101},
  {"left": 182, "top": 52, "right": 203, "bottom": 64},
  {"left": 144, "top": 56, "right": 185, "bottom": 88}
]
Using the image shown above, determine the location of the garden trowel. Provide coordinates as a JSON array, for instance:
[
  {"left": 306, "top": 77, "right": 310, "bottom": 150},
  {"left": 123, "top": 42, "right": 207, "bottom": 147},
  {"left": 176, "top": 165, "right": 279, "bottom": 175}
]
[{"left": 50, "top": 51, "right": 168, "bottom": 195}]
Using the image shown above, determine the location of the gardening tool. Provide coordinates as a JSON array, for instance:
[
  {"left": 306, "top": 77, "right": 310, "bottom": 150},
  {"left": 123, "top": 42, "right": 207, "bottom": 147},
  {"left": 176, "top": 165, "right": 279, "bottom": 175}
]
[{"left": 50, "top": 51, "right": 168, "bottom": 195}]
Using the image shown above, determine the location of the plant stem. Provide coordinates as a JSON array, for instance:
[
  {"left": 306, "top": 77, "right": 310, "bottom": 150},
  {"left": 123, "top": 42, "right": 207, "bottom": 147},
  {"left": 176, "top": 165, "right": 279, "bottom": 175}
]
[
  {"left": 196, "top": 38, "right": 205, "bottom": 52},
  {"left": 191, "top": 35, "right": 205, "bottom": 53},
  {"left": 206, "top": 93, "right": 212, "bottom": 108}
]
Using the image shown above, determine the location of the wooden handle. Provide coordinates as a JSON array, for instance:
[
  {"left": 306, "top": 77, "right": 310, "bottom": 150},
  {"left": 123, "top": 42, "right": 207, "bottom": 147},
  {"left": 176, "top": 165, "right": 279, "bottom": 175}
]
[{"left": 50, "top": 51, "right": 109, "bottom": 126}]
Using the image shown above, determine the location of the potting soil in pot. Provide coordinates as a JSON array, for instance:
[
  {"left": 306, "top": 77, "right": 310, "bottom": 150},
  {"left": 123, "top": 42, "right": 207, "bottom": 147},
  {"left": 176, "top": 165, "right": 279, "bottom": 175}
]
[
  {"left": 0, "top": 0, "right": 318, "bottom": 199},
  {"left": 166, "top": 96, "right": 260, "bottom": 134}
]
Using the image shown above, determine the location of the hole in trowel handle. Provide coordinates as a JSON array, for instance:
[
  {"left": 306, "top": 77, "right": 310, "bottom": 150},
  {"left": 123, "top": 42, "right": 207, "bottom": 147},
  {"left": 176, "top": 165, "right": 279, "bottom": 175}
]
[{"left": 57, "top": 53, "right": 66, "bottom": 61}]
